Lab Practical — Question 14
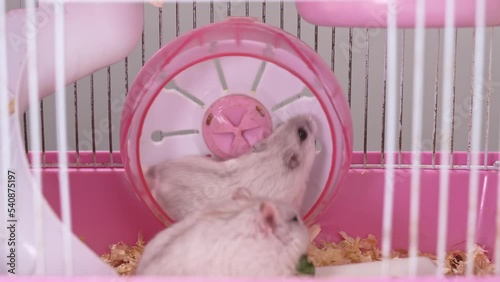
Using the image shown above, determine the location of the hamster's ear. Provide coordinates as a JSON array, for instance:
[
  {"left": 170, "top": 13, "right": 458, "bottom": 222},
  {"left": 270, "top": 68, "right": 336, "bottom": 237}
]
[
  {"left": 259, "top": 201, "right": 278, "bottom": 234},
  {"left": 283, "top": 149, "right": 299, "bottom": 169},
  {"left": 306, "top": 115, "right": 317, "bottom": 134},
  {"left": 143, "top": 166, "right": 157, "bottom": 188},
  {"left": 231, "top": 187, "right": 253, "bottom": 200},
  {"left": 252, "top": 140, "right": 267, "bottom": 153},
  {"left": 145, "top": 165, "right": 157, "bottom": 178}
]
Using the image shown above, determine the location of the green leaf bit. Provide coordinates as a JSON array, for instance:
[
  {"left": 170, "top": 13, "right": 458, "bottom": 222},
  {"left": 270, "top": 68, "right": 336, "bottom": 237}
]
[{"left": 296, "top": 254, "right": 315, "bottom": 276}]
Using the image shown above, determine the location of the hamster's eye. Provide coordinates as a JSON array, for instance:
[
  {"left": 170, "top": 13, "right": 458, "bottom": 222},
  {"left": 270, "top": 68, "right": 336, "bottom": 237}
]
[
  {"left": 291, "top": 215, "right": 299, "bottom": 222},
  {"left": 298, "top": 127, "right": 307, "bottom": 142}
]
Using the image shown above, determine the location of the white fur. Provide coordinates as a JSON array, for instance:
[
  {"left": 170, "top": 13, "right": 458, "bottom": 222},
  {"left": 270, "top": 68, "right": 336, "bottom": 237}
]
[
  {"left": 135, "top": 189, "right": 310, "bottom": 277},
  {"left": 145, "top": 115, "right": 317, "bottom": 221}
]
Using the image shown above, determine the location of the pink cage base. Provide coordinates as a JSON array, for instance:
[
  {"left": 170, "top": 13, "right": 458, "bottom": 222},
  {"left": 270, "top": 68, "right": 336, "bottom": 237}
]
[{"left": 18, "top": 151, "right": 500, "bottom": 279}]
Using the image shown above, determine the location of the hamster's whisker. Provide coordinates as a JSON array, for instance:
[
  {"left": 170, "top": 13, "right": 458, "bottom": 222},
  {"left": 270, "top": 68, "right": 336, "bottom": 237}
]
[{"left": 284, "top": 108, "right": 295, "bottom": 121}]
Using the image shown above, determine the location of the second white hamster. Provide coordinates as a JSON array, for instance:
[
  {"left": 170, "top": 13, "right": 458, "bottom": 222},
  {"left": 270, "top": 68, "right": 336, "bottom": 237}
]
[
  {"left": 135, "top": 187, "right": 310, "bottom": 277},
  {"left": 145, "top": 114, "right": 317, "bottom": 221}
]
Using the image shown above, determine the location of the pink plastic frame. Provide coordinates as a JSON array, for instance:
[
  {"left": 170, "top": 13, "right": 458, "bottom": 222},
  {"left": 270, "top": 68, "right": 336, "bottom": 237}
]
[
  {"left": 295, "top": 0, "right": 500, "bottom": 28},
  {"left": 120, "top": 17, "right": 353, "bottom": 226}
]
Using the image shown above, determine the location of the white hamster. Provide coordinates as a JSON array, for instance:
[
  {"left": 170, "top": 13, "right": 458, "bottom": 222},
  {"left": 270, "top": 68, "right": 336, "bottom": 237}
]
[
  {"left": 135, "top": 187, "right": 310, "bottom": 277},
  {"left": 145, "top": 114, "right": 317, "bottom": 221}
]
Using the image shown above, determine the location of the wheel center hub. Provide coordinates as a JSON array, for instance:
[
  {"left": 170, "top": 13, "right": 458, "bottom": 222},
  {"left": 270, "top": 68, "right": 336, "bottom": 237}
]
[{"left": 202, "top": 94, "right": 273, "bottom": 160}]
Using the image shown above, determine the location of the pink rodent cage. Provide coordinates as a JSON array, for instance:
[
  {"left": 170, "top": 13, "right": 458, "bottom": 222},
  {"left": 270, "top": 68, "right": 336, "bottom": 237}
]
[{"left": 1, "top": 0, "right": 500, "bottom": 281}]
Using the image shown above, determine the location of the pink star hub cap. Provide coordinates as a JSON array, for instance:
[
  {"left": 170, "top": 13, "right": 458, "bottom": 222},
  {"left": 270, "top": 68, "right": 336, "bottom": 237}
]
[{"left": 202, "top": 94, "right": 272, "bottom": 160}]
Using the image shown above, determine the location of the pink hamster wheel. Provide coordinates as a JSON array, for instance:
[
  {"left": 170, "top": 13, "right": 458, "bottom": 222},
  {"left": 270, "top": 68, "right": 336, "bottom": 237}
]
[{"left": 120, "top": 17, "right": 353, "bottom": 226}]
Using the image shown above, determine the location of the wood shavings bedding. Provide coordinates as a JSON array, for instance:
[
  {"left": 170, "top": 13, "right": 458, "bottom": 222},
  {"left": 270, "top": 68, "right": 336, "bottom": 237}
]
[
  {"left": 443, "top": 246, "right": 495, "bottom": 276},
  {"left": 101, "top": 226, "right": 495, "bottom": 276},
  {"left": 101, "top": 232, "right": 145, "bottom": 276},
  {"left": 307, "top": 225, "right": 495, "bottom": 276}
]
